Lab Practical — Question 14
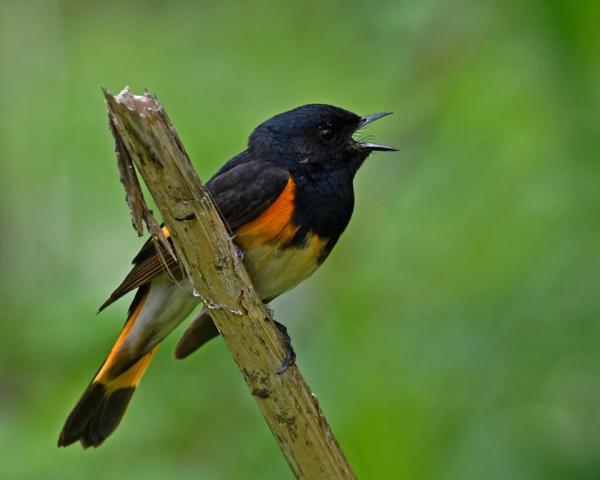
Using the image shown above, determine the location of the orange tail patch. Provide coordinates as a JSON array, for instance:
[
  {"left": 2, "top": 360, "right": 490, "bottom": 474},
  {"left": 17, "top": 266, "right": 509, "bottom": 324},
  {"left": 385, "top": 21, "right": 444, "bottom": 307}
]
[{"left": 58, "top": 287, "right": 158, "bottom": 448}]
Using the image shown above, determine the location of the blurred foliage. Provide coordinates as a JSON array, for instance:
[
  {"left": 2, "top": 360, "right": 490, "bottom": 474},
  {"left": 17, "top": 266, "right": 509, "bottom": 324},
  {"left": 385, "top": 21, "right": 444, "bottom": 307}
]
[{"left": 1, "top": 0, "right": 599, "bottom": 478}]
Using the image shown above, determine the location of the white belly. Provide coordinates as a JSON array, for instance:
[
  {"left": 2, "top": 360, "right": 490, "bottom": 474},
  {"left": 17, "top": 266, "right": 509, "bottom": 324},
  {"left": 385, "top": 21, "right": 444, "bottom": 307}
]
[{"left": 126, "top": 275, "right": 199, "bottom": 355}]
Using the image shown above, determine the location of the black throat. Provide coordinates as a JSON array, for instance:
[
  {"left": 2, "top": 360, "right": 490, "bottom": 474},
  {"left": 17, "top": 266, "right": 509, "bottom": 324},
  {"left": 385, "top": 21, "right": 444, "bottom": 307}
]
[{"left": 287, "top": 161, "right": 358, "bottom": 256}]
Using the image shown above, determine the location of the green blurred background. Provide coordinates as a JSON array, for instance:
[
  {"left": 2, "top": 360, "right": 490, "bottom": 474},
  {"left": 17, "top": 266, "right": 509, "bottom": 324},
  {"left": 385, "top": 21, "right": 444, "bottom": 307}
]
[{"left": 1, "top": 0, "right": 599, "bottom": 478}]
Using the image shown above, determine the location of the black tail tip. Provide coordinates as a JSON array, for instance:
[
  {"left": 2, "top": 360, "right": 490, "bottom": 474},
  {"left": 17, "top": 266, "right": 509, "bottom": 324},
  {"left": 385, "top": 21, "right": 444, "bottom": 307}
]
[{"left": 58, "top": 383, "right": 135, "bottom": 449}]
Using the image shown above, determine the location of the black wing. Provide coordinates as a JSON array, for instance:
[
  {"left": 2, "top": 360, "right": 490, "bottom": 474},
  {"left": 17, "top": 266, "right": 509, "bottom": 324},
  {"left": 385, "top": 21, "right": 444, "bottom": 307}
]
[
  {"left": 206, "top": 160, "right": 290, "bottom": 231},
  {"left": 98, "top": 159, "right": 289, "bottom": 311}
]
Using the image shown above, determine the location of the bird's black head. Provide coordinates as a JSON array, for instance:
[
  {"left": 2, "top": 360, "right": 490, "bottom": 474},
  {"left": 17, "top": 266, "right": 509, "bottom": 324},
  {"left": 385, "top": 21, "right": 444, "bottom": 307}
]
[{"left": 249, "top": 104, "right": 396, "bottom": 176}]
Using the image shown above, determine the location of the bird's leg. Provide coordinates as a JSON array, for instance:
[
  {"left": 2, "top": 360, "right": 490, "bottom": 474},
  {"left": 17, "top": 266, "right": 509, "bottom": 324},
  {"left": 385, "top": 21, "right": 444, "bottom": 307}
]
[
  {"left": 234, "top": 245, "right": 244, "bottom": 264},
  {"left": 274, "top": 320, "right": 296, "bottom": 374}
]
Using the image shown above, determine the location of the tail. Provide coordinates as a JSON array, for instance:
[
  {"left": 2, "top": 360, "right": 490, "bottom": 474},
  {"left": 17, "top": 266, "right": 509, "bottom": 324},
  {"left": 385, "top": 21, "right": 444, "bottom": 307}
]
[
  {"left": 58, "top": 287, "right": 156, "bottom": 448},
  {"left": 174, "top": 309, "right": 219, "bottom": 359}
]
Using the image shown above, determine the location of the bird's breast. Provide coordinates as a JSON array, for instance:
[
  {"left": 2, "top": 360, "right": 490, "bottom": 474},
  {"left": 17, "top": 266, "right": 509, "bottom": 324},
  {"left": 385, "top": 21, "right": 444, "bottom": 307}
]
[
  {"left": 236, "top": 232, "right": 328, "bottom": 301},
  {"left": 231, "top": 171, "right": 346, "bottom": 300}
]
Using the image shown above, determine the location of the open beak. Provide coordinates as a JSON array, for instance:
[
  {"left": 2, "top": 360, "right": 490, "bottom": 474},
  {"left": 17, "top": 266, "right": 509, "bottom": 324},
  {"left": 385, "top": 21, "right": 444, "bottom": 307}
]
[{"left": 357, "top": 112, "right": 398, "bottom": 152}]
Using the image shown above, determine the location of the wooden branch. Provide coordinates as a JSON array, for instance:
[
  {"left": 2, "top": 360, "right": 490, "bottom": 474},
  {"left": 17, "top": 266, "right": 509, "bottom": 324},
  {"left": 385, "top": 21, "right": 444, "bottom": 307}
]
[{"left": 103, "top": 87, "right": 355, "bottom": 479}]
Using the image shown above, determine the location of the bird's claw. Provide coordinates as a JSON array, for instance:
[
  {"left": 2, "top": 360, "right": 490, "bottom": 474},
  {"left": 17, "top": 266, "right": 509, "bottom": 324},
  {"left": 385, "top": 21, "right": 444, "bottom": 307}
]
[
  {"left": 234, "top": 245, "right": 244, "bottom": 264},
  {"left": 274, "top": 321, "right": 296, "bottom": 374}
]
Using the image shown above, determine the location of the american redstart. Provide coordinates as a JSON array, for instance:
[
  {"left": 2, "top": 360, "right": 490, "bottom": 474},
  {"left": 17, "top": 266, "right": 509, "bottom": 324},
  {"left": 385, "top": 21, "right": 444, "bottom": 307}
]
[{"left": 58, "top": 104, "right": 396, "bottom": 448}]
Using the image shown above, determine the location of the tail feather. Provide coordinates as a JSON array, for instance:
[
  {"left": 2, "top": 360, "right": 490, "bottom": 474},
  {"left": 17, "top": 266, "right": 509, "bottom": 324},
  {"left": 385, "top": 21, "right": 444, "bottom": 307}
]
[
  {"left": 58, "top": 287, "right": 156, "bottom": 448},
  {"left": 58, "top": 382, "right": 136, "bottom": 448},
  {"left": 174, "top": 310, "right": 220, "bottom": 359}
]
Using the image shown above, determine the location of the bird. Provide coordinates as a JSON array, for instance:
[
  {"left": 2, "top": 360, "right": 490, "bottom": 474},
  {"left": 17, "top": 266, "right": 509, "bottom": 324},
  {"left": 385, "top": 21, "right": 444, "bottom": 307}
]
[{"left": 58, "top": 103, "right": 396, "bottom": 448}]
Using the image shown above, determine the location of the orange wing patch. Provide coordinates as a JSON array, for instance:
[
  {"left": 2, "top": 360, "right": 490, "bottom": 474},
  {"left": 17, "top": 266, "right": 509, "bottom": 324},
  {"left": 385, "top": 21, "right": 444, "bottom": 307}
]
[{"left": 235, "top": 176, "right": 298, "bottom": 247}]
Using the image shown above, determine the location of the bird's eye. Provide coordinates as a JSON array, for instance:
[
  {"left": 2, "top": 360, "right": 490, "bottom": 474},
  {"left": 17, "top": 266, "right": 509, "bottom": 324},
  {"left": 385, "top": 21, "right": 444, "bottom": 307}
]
[{"left": 319, "top": 126, "right": 337, "bottom": 144}]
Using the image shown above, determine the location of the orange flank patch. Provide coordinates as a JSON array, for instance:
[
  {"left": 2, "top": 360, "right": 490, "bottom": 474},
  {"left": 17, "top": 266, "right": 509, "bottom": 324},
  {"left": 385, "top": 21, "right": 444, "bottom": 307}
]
[
  {"left": 94, "top": 290, "right": 156, "bottom": 390},
  {"left": 235, "top": 176, "right": 298, "bottom": 247}
]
